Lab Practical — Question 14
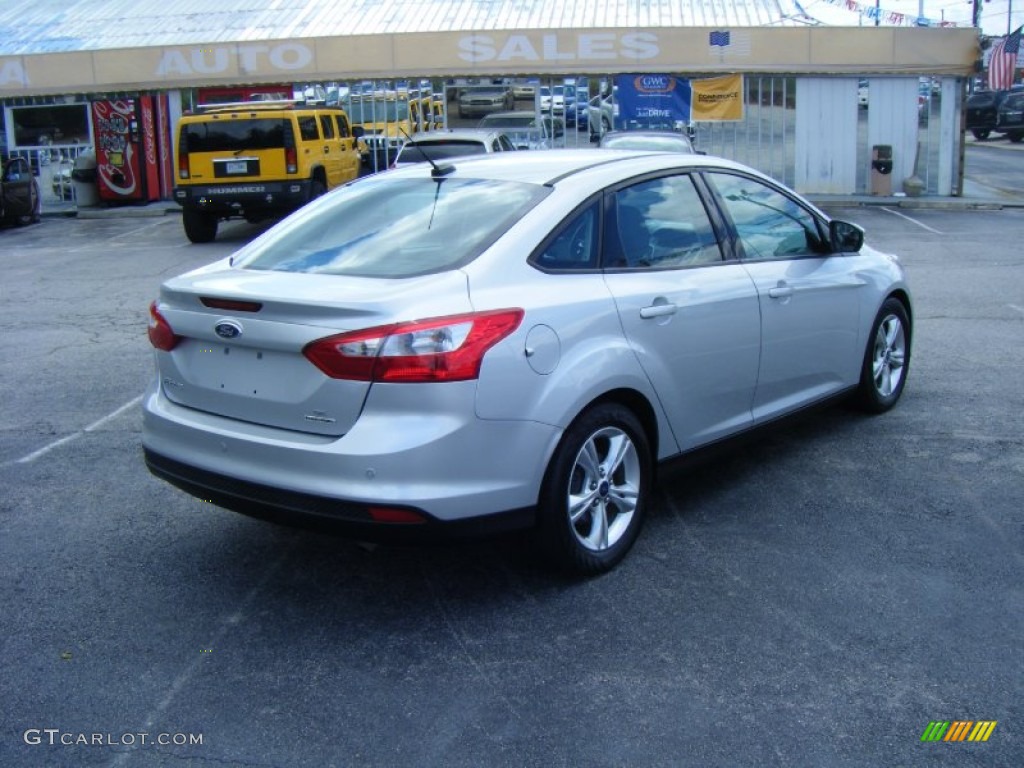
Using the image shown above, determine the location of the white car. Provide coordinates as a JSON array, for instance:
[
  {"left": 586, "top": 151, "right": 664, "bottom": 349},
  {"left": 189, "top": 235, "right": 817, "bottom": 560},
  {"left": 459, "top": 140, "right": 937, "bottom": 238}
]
[
  {"left": 143, "top": 150, "right": 911, "bottom": 574},
  {"left": 538, "top": 85, "right": 567, "bottom": 113},
  {"left": 392, "top": 129, "right": 517, "bottom": 167},
  {"left": 477, "top": 111, "right": 564, "bottom": 150}
]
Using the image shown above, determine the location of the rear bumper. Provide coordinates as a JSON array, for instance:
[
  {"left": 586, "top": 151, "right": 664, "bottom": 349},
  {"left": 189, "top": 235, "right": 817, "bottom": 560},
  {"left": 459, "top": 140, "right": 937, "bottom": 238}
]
[
  {"left": 145, "top": 448, "right": 534, "bottom": 540},
  {"left": 173, "top": 181, "right": 313, "bottom": 217},
  {"left": 141, "top": 383, "right": 560, "bottom": 535}
]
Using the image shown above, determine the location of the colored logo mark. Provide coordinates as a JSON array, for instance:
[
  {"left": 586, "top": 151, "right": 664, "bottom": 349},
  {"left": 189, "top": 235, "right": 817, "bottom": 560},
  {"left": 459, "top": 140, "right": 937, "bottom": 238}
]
[{"left": 921, "top": 721, "right": 997, "bottom": 742}]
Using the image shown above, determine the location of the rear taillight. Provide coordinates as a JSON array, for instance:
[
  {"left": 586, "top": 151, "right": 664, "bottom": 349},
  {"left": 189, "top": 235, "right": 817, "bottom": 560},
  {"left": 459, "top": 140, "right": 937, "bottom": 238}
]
[
  {"left": 284, "top": 124, "right": 297, "bottom": 173},
  {"left": 303, "top": 309, "right": 524, "bottom": 383},
  {"left": 177, "top": 130, "right": 190, "bottom": 179},
  {"left": 148, "top": 301, "right": 181, "bottom": 351}
]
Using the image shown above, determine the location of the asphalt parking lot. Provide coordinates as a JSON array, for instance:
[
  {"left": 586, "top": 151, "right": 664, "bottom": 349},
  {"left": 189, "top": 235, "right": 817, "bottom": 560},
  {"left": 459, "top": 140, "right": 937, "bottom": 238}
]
[{"left": 1, "top": 204, "right": 1022, "bottom": 767}]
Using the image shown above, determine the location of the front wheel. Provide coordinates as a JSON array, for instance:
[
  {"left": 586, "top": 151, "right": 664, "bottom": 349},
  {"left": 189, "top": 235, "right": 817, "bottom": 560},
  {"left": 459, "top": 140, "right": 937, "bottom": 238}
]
[
  {"left": 971, "top": 128, "right": 991, "bottom": 141},
  {"left": 537, "top": 403, "right": 651, "bottom": 575},
  {"left": 855, "top": 298, "right": 911, "bottom": 413}
]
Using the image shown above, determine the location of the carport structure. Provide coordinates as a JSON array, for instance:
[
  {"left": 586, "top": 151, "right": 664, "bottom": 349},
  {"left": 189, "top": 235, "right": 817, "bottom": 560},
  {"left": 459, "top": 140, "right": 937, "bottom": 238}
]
[{"left": 0, "top": 0, "right": 978, "bottom": 196}]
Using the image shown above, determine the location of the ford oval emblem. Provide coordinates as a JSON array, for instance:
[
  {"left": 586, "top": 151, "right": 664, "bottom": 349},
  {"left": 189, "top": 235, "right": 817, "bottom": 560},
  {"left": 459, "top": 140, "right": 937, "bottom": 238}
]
[{"left": 215, "top": 320, "right": 242, "bottom": 339}]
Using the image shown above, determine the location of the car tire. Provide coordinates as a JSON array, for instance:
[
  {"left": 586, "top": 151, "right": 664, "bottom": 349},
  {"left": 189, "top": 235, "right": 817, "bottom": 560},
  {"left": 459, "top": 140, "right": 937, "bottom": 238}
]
[
  {"left": 309, "top": 179, "right": 326, "bottom": 201},
  {"left": 971, "top": 128, "right": 991, "bottom": 141},
  {"left": 855, "top": 297, "right": 911, "bottom": 414},
  {"left": 182, "top": 209, "right": 218, "bottom": 244},
  {"left": 1009, "top": 132, "right": 1024, "bottom": 143},
  {"left": 536, "top": 402, "right": 651, "bottom": 575}
]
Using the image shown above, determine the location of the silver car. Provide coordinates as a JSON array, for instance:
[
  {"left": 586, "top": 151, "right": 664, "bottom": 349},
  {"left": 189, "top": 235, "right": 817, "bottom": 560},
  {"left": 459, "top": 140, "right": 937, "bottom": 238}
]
[{"left": 143, "top": 150, "right": 911, "bottom": 574}]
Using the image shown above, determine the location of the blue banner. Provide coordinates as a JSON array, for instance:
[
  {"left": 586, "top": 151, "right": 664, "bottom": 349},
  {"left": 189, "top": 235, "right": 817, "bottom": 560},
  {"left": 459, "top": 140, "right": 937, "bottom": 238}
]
[{"left": 614, "top": 74, "right": 692, "bottom": 130}]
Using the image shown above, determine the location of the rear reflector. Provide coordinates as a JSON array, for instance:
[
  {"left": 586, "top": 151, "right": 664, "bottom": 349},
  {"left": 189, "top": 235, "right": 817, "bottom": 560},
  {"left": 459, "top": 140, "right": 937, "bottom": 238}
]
[{"left": 368, "top": 507, "right": 426, "bottom": 524}]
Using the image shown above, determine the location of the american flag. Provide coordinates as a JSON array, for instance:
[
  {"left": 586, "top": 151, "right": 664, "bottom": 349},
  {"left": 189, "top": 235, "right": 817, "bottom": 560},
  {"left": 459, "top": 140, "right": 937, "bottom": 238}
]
[
  {"left": 708, "top": 30, "right": 751, "bottom": 57},
  {"left": 709, "top": 31, "right": 730, "bottom": 48},
  {"left": 988, "top": 26, "right": 1022, "bottom": 90}
]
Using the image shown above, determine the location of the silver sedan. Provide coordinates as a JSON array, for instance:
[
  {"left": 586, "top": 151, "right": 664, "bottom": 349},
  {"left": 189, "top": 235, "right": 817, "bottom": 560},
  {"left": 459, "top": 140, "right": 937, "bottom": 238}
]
[{"left": 143, "top": 150, "right": 911, "bottom": 574}]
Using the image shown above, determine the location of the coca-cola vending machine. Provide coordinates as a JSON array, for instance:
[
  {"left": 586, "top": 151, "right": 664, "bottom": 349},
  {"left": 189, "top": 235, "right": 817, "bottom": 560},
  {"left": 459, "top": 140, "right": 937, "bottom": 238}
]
[{"left": 90, "top": 95, "right": 166, "bottom": 203}]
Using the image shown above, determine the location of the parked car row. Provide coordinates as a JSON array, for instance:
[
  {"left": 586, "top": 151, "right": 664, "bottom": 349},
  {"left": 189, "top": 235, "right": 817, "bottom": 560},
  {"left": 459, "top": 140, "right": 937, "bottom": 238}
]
[{"left": 966, "top": 86, "right": 1024, "bottom": 141}]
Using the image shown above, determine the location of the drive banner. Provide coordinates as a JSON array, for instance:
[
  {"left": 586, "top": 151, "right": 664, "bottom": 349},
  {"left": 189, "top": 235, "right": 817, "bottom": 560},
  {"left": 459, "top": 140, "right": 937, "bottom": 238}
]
[
  {"left": 613, "top": 74, "right": 692, "bottom": 130},
  {"left": 691, "top": 74, "right": 745, "bottom": 121}
]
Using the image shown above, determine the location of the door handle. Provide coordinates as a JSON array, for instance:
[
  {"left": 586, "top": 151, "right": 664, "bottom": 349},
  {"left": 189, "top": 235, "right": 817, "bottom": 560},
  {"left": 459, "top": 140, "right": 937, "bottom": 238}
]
[
  {"left": 640, "top": 303, "right": 678, "bottom": 319},
  {"left": 323, "top": 146, "right": 331, "bottom": 153},
  {"left": 768, "top": 285, "right": 793, "bottom": 299}
]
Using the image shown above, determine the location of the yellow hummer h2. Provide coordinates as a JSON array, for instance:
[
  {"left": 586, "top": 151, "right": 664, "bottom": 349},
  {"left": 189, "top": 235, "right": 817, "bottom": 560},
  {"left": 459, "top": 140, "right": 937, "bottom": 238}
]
[
  {"left": 344, "top": 89, "right": 433, "bottom": 170},
  {"left": 173, "top": 100, "right": 364, "bottom": 242}
]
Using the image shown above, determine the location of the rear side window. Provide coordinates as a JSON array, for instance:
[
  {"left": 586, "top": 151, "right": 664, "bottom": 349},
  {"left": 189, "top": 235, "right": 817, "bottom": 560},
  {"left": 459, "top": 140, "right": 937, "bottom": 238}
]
[
  {"left": 234, "top": 177, "right": 549, "bottom": 278},
  {"left": 298, "top": 116, "right": 319, "bottom": 141},
  {"left": 181, "top": 118, "right": 288, "bottom": 152}
]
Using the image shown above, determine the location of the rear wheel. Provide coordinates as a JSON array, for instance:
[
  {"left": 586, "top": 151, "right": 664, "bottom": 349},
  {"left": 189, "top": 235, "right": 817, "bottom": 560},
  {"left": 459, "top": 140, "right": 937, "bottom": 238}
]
[
  {"left": 855, "top": 298, "right": 911, "bottom": 413},
  {"left": 971, "top": 128, "right": 991, "bottom": 141},
  {"left": 537, "top": 403, "right": 651, "bottom": 575},
  {"left": 1009, "top": 132, "right": 1024, "bottom": 143},
  {"left": 182, "top": 209, "right": 218, "bottom": 243},
  {"left": 309, "top": 178, "right": 326, "bottom": 202}
]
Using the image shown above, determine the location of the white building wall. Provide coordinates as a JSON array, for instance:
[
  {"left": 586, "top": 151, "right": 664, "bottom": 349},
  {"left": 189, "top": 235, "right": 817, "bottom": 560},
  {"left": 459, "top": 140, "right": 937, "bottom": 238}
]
[
  {"left": 866, "top": 77, "right": 920, "bottom": 194},
  {"left": 794, "top": 77, "right": 858, "bottom": 194}
]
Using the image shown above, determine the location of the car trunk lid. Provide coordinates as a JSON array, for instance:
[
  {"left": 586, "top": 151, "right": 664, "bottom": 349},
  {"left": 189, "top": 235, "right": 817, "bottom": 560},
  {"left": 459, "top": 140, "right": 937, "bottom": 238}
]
[{"left": 153, "top": 267, "right": 471, "bottom": 436}]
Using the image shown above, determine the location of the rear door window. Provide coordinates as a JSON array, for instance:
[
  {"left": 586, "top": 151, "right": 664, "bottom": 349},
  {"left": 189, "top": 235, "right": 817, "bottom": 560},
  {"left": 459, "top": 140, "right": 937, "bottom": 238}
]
[{"left": 604, "top": 174, "right": 723, "bottom": 269}]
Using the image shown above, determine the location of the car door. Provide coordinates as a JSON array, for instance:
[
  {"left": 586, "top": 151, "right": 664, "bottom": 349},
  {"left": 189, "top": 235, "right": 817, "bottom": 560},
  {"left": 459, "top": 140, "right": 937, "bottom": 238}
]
[
  {"left": 334, "top": 112, "right": 361, "bottom": 180},
  {"left": 704, "top": 171, "right": 866, "bottom": 422},
  {"left": 1, "top": 157, "right": 38, "bottom": 221},
  {"left": 600, "top": 173, "right": 761, "bottom": 450},
  {"left": 317, "top": 113, "right": 345, "bottom": 188}
]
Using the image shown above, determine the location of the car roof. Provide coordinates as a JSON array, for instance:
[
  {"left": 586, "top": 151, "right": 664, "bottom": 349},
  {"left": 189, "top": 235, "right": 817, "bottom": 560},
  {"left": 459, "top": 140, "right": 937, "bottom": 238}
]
[{"left": 380, "top": 148, "right": 748, "bottom": 186}]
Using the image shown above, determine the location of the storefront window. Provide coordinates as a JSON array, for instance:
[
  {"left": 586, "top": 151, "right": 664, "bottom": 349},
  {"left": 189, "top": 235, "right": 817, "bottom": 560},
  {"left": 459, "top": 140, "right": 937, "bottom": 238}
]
[{"left": 6, "top": 103, "right": 90, "bottom": 148}]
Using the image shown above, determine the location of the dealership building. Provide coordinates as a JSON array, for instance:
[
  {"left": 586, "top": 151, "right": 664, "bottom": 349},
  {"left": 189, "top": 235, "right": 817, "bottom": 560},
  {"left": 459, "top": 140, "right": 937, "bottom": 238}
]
[{"left": 0, "top": 0, "right": 979, "bottom": 203}]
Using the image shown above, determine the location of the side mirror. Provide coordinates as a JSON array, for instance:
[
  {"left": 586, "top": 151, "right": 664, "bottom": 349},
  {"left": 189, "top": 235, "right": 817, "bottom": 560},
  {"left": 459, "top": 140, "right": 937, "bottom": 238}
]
[
  {"left": 829, "top": 219, "right": 864, "bottom": 253},
  {"left": 352, "top": 126, "right": 365, "bottom": 138}
]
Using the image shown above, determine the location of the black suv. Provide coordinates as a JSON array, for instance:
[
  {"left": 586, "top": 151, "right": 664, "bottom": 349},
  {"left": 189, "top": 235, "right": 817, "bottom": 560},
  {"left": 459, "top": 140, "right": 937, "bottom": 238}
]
[
  {"left": 996, "top": 91, "right": 1024, "bottom": 142},
  {"left": 966, "top": 87, "right": 1024, "bottom": 140}
]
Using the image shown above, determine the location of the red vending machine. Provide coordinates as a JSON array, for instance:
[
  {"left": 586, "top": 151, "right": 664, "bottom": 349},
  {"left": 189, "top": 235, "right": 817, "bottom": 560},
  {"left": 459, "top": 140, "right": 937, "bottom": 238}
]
[{"left": 90, "top": 96, "right": 164, "bottom": 203}]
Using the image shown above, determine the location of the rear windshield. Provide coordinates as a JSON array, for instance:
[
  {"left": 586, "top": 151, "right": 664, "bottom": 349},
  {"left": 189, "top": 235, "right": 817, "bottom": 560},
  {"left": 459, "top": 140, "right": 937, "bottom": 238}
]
[
  {"left": 396, "top": 140, "right": 488, "bottom": 164},
  {"left": 181, "top": 118, "right": 288, "bottom": 152},
  {"left": 482, "top": 114, "right": 539, "bottom": 130},
  {"left": 233, "top": 176, "right": 549, "bottom": 277}
]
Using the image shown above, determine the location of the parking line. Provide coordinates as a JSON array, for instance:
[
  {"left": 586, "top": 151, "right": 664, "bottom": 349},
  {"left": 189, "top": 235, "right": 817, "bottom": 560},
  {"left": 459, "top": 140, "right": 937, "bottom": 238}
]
[
  {"left": 879, "top": 206, "right": 944, "bottom": 234},
  {"left": 14, "top": 395, "right": 143, "bottom": 465},
  {"left": 1009, "top": 304, "right": 1024, "bottom": 315}
]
